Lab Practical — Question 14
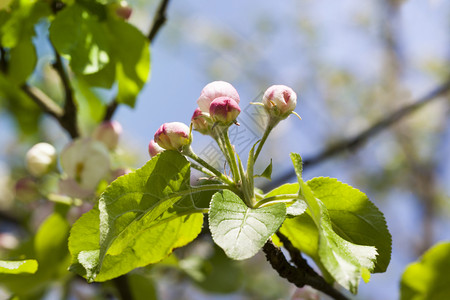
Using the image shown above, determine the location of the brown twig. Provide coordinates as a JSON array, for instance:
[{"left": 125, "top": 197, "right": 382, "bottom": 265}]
[
  {"left": 21, "top": 84, "right": 63, "bottom": 119},
  {"left": 263, "top": 240, "right": 349, "bottom": 300},
  {"left": 264, "top": 80, "right": 450, "bottom": 191},
  {"left": 51, "top": 44, "right": 79, "bottom": 138},
  {"left": 103, "top": 0, "right": 171, "bottom": 121}
]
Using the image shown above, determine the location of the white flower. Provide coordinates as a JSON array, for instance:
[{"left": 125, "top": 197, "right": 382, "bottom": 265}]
[
  {"left": 60, "top": 138, "right": 110, "bottom": 191},
  {"left": 25, "top": 143, "right": 57, "bottom": 177}
]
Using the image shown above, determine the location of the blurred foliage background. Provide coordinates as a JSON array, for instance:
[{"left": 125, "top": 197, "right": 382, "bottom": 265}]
[{"left": 0, "top": 0, "right": 449, "bottom": 299}]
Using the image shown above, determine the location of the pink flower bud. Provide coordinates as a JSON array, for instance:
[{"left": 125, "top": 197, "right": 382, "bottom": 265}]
[
  {"left": 209, "top": 96, "right": 241, "bottom": 125},
  {"left": 25, "top": 143, "right": 57, "bottom": 177},
  {"left": 154, "top": 122, "right": 191, "bottom": 150},
  {"left": 14, "top": 177, "right": 39, "bottom": 203},
  {"left": 116, "top": 1, "right": 132, "bottom": 20},
  {"left": 191, "top": 108, "right": 211, "bottom": 135},
  {"left": 262, "top": 85, "right": 297, "bottom": 118},
  {"left": 148, "top": 139, "right": 164, "bottom": 157},
  {"left": 92, "top": 120, "right": 122, "bottom": 151},
  {"left": 197, "top": 81, "right": 240, "bottom": 112}
]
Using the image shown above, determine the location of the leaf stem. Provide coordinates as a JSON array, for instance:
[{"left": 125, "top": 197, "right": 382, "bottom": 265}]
[
  {"left": 254, "top": 194, "right": 298, "bottom": 208},
  {"left": 183, "top": 147, "right": 234, "bottom": 186},
  {"left": 254, "top": 121, "right": 276, "bottom": 163},
  {"left": 222, "top": 130, "right": 241, "bottom": 183}
]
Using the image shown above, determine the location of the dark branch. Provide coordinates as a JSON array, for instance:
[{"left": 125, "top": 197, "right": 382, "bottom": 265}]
[
  {"left": 0, "top": 46, "right": 8, "bottom": 73},
  {"left": 147, "top": 0, "right": 171, "bottom": 41},
  {"left": 104, "top": 0, "right": 171, "bottom": 121},
  {"left": 264, "top": 80, "right": 450, "bottom": 190},
  {"left": 263, "top": 240, "right": 349, "bottom": 300},
  {"left": 276, "top": 232, "right": 317, "bottom": 276},
  {"left": 21, "top": 85, "right": 63, "bottom": 119},
  {"left": 51, "top": 44, "right": 79, "bottom": 138}
]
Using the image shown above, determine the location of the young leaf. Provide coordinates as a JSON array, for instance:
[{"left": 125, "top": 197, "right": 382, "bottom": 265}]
[
  {"left": 400, "top": 242, "right": 450, "bottom": 300},
  {"left": 209, "top": 190, "right": 286, "bottom": 260},
  {"left": 0, "top": 260, "right": 38, "bottom": 274},
  {"left": 287, "top": 153, "right": 381, "bottom": 294},
  {"left": 307, "top": 177, "right": 392, "bottom": 273},
  {"left": 69, "top": 151, "right": 206, "bottom": 282},
  {"left": 264, "top": 183, "right": 307, "bottom": 216},
  {"left": 255, "top": 159, "right": 273, "bottom": 180}
]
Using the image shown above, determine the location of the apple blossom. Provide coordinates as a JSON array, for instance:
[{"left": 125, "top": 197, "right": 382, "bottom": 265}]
[
  {"left": 262, "top": 85, "right": 297, "bottom": 119},
  {"left": 60, "top": 138, "right": 110, "bottom": 191},
  {"left": 148, "top": 139, "right": 164, "bottom": 157},
  {"left": 92, "top": 120, "right": 122, "bottom": 151},
  {"left": 197, "top": 81, "right": 240, "bottom": 112},
  {"left": 191, "top": 108, "right": 211, "bottom": 135},
  {"left": 209, "top": 96, "right": 241, "bottom": 125},
  {"left": 154, "top": 122, "right": 191, "bottom": 150},
  {"left": 25, "top": 142, "right": 57, "bottom": 177}
]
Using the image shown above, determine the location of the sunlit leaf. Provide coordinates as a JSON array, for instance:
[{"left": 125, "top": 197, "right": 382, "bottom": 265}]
[
  {"left": 0, "top": 260, "right": 38, "bottom": 274},
  {"left": 69, "top": 151, "right": 205, "bottom": 282},
  {"left": 209, "top": 190, "right": 286, "bottom": 260},
  {"left": 400, "top": 242, "right": 450, "bottom": 300}
]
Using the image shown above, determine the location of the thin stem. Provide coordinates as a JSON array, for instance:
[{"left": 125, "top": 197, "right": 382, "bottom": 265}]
[
  {"left": 183, "top": 147, "right": 234, "bottom": 186},
  {"left": 190, "top": 161, "right": 219, "bottom": 179},
  {"left": 254, "top": 121, "right": 275, "bottom": 163},
  {"left": 222, "top": 130, "right": 241, "bottom": 183},
  {"left": 254, "top": 194, "right": 298, "bottom": 208}
]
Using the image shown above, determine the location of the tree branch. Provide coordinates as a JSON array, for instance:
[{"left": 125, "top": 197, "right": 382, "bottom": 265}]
[
  {"left": 51, "top": 44, "right": 79, "bottom": 138},
  {"left": 263, "top": 240, "right": 349, "bottom": 300},
  {"left": 103, "top": 0, "right": 171, "bottom": 121},
  {"left": 264, "top": 80, "right": 450, "bottom": 190},
  {"left": 21, "top": 84, "right": 63, "bottom": 119}
]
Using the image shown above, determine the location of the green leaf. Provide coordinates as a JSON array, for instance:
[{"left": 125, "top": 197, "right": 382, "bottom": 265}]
[
  {"left": 1, "top": 1, "right": 50, "bottom": 48},
  {"left": 34, "top": 212, "right": 70, "bottom": 266},
  {"left": 286, "top": 153, "right": 382, "bottom": 294},
  {"left": 0, "top": 74, "right": 42, "bottom": 135},
  {"left": 265, "top": 183, "right": 307, "bottom": 216},
  {"left": 7, "top": 38, "right": 37, "bottom": 84},
  {"left": 107, "top": 18, "right": 150, "bottom": 107},
  {"left": 307, "top": 177, "right": 391, "bottom": 273},
  {"left": 49, "top": 3, "right": 150, "bottom": 107},
  {"left": 400, "top": 242, "right": 450, "bottom": 300},
  {"left": 255, "top": 159, "right": 272, "bottom": 180},
  {"left": 0, "top": 260, "right": 38, "bottom": 274},
  {"left": 209, "top": 190, "right": 286, "bottom": 260},
  {"left": 49, "top": 3, "right": 111, "bottom": 77},
  {"left": 128, "top": 273, "right": 158, "bottom": 300},
  {"left": 69, "top": 151, "right": 205, "bottom": 282},
  {"left": 188, "top": 245, "right": 243, "bottom": 294}
]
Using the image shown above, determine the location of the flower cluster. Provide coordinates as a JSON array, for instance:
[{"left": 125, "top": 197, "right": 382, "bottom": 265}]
[
  {"left": 149, "top": 81, "right": 299, "bottom": 208},
  {"left": 150, "top": 81, "right": 298, "bottom": 156}
]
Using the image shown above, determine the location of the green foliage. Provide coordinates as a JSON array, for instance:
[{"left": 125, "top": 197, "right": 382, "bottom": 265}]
[
  {"left": 69, "top": 151, "right": 205, "bottom": 282},
  {"left": 281, "top": 153, "right": 391, "bottom": 294},
  {"left": 400, "top": 242, "right": 450, "bottom": 300},
  {"left": 0, "top": 212, "right": 70, "bottom": 298},
  {"left": 209, "top": 189, "right": 286, "bottom": 260},
  {"left": 128, "top": 273, "right": 158, "bottom": 300},
  {"left": 49, "top": 2, "right": 150, "bottom": 107},
  {"left": 0, "top": 259, "right": 38, "bottom": 274},
  {"left": 264, "top": 183, "right": 307, "bottom": 216}
]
